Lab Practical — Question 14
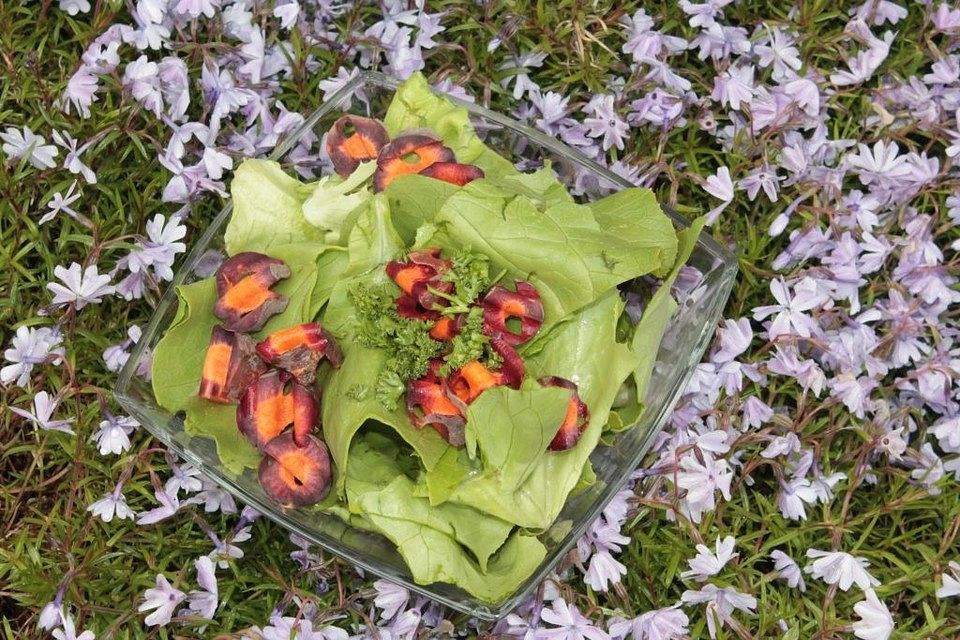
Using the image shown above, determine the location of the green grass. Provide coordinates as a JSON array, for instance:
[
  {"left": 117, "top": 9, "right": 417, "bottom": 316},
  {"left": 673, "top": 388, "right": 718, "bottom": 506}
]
[{"left": 1, "top": 1, "right": 959, "bottom": 638}]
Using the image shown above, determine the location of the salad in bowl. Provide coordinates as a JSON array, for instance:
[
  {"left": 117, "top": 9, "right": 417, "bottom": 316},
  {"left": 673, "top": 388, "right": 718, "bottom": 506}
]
[{"left": 143, "top": 72, "right": 710, "bottom": 608}]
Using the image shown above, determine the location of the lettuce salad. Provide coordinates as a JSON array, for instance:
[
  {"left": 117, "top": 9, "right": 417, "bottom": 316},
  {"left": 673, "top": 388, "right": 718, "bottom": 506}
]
[{"left": 151, "top": 73, "right": 702, "bottom": 602}]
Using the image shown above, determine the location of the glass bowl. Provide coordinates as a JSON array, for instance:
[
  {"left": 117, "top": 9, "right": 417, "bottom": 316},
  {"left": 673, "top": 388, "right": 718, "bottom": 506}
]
[{"left": 114, "top": 71, "right": 737, "bottom": 621}]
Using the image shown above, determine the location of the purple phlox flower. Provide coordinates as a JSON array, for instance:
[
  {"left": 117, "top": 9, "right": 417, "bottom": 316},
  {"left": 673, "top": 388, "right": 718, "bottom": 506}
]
[
  {"left": 140, "top": 574, "right": 185, "bottom": 627},
  {"left": 584, "top": 549, "right": 628, "bottom": 592},
  {"left": 87, "top": 486, "right": 135, "bottom": 523},
  {"left": 119, "top": 213, "right": 187, "bottom": 281},
  {"left": 760, "top": 433, "right": 801, "bottom": 459},
  {"left": 51, "top": 607, "right": 95, "bottom": 640},
  {"left": 678, "top": 0, "right": 733, "bottom": 29},
  {"left": 937, "top": 561, "right": 960, "bottom": 598},
  {"left": 39, "top": 180, "right": 83, "bottom": 226},
  {"left": 771, "top": 550, "right": 806, "bottom": 591},
  {"left": 536, "top": 598, "right": 610, "bottom": 640},
  {"left": 164, "top": 120, "right": 208, "bottom": 159},
  {"left": 123, "top": 55, "right": 164, "bottom": 117},
  {"left": 608, "top": 605, "right": 689, "bottom": 640},
  {"left": 710, "top": 65, "right": 755, "bottom": 111},
  {"left": 680, "top": 584, "right": 756, "bottom": 640},
  {"left": 681, "top": 535, "right": 738, "bottom": 581},
  {"left": 373, "top": 580, "right": 409, "bottom": 622},
  {"left": 838, "top": 189, "right": 881, "bottom": 230},
  {"left": 529, "top": 91, "right": 572, "bottom": 136},
  {"left": 931, "top": 415, "right": 960, "bottom": 453},
  {"left": 103, "top": 324, "right": 146, "bottom": 374},
  {"left": 785, "top": 448, "right": 815, "bottom": 478},
  {"left": 777, "top": 477, "right": 818, "bottom": 520},
  {"left": 52, "top": 130, "right": 98, "bottom": 184},
  {"left": 620, "top": 9, "right": 687, "bottom": 61},
  {"left": 184, "top": 556, "right": 219, "bottom": 625},
  {"left": 716, "top": 358, "right": 763, "bottom": 396},
  {"left": 92, "top": 412, "right": 139, "bottom": 455},
  {"left": 157, "top": 56, "right": 191, "bottom": 121},
  {"left": 828, "top": 373, "right": 878, "bottom": 418},
  {"left": 702, "top": 166, "right": 734, "bottom": 223},
  {"left": 830, "top": 29, "right": 895, "bottom": 86},
  {"left": 781, "top": 77, "right": 821, "bottom": 117},
  {"left": 875, "top": 423, "right": 907, "bottom": 460},
  {"left": 851, "top": 0, "right": 907, "bottom": 26},
  {"left": 165, "top": 459, "right": 203, "bottom": 495},
  {"left": 639, "top": 58, "right": 693, "bottom": 92},
  {"left": 853, "top": 589, "right": 894, "bottom": 640},
  {"left": 157, "top": 150, "right": 227, "bottom": 203},
  {"left": 690, "top": 23, "right": 751, "bottom": 62},
  {"left": 602, "top": 487, "right": 633, "bottom": 527},
  {"left": 184, "top": 476, "right": 238, "bottom": 513},
  {"left": 238, "top": 27, "right": 268, "bottom": 84},
  {"left": 766, "top": 345, "right": 826, "bottom": 395},
  {"left": 59, "top": 0, "right": 91, "bottom": 15},
  {"left": 383, "top": 27, "right": 425, "bottom": 80},
  {"left": 59, "top": 67, "right": 100, "bottom": 118},
  {"left": 431, "top": 77, "right": 474, "bottom": 103},
  {"left": 202, "top": 64, "right": 257, "bottom": 130},
  {"left": 1, "top": 126, "right": 59, "bottom": 169},
  {"left": 932, "top": 2, "right": 960, "bottom": 33},
  {"left": 124, "top": 0, "right": 172, "bottom": 50},
  {"left": 261, "top": 613, "right": 348, "bottom": 640},
  {"left": 740, "top": 395, "right": 773, "bottom": 429},
  {"left": 364, "top": 0, "right": 418, "bottom": 45},
  {"left": 208, "top": 525, "right": 252, "bottom": 568},
  {"left": 859, "top": 231, "right": 893, "bottom": 273},
  {"left": 174, "top": 0, "right": 218, "bottom": 19},
  {"left": 754, "top": 26, "right": 802, "bottom": 81},
  {"left": 221, "top": 1, "right": 256, "bottom": 40},
  {"left": 926, "top": 56, "right": 960, "bottom": 86},
  {"left": 273, "top": 0, "right": 300, "bottom": 30},
  {"left": 47, "top": 262, "right": 115, "bottom": 311},
  {"left": 137, "top": 488, "right": 181, "bottom": 525},
  {"left": 752, "top": 277, "right": 827, "bottom": 340},
  {"left": 909, "top": 442, "right": 945, "bottom": 494},
  {"left": 498, "top": 51, "right": 547, "bottom": 100},
  {"left": 415, "top": 9, "right": 446, "bottom": 49},
  {"left": 771, "top": 220, "right": 833, "bottom": 268},
  {"left": 712, "top": 318, "right": 752, "bottom": 364},
  {"left": 38, "top": 586, "right": 65, "bottom": 631},
  {"left": 2, "top": 325, "right": 64, "bottom": 387},
  {"left": 627, "top": 88, "right": 689, "bottom": 131},
  {"left": 675, "top": 452, "right": 733, "bottom": 522},
  {"left": 805, "top": 548, "right": 880, "bottom": 591},
  {"left": 738, "top": 163, "right": 780, "bottom": 202},
  {"left": 583, "top": 94, "right": 629, "bottom": 151},
  {"left": 11, "top": 390, "right": 76, "bottom": 435},
  {"left": 749, "top": 85, "right": 797, "bottom": 133}
]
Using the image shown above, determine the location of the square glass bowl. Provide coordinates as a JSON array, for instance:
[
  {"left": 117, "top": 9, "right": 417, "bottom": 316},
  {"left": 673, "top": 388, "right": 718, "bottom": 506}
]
[{"left": 115, "top": 71, "right": 737, "bottom": 620}]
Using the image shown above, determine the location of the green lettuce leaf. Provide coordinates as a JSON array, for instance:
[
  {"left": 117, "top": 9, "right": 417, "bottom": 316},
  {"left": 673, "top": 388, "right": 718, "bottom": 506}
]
[
  {"left": 588, "top": 187, "right": 679, "bottom": 275},
  {"left": 346, "top": 433, "right": 545, "bottom": 599},
  {"left": 427, "top": 180, "right": 677, "bottom": 338},
  {"left": 224, "top": 159, "right": 323, "bottom": 254},
  {"left": 383, "top": 173, "right": 462, "bottom": 245},
  {"left": 626, "top": 217, "right": 707, "bottom": 415},
  {"left": 382, "top": 72, "right": 517, "bottom": 179},
  {"left": 464, "top": 380, "right": 571, "bottom": 492},
  {"left": 301, "top": 161, "right": 376, "bottom": 245}
]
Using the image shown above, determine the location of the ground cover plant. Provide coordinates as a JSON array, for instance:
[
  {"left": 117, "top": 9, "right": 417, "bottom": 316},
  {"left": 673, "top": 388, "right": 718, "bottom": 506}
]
[{"left": 1, "top": 0, "right": 959, "bottom": 638}]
